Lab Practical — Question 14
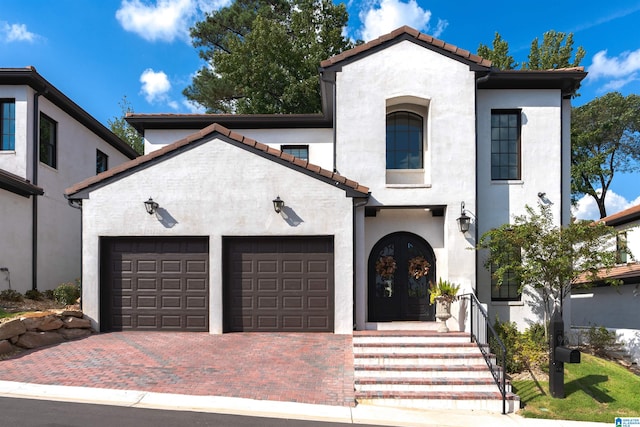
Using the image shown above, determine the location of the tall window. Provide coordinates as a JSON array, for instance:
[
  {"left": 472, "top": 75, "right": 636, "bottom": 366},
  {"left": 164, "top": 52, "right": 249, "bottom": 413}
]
[
  {"left": 281, "top": 145, "right": 308, "bottom": 161},
  {"left": 490, "top": 246, "right": 522, "bottom": 301},
  {"left": 39, "top": 113, "right": 57, "bottom": 168},
  {"left": 491, "top": 110, "right": 521, "bottom": 180},
  {"left": 96, "top": 149, "right": 108, "bottom": 174},
  {"left": 1, "top": 99, "right": 15, "bottom": 151},
  {"left": 386, "top": 111, "right": 423, "bottom": 169},
  {"left": 616, "top": 232, "right": 628, "bottom": 264}
]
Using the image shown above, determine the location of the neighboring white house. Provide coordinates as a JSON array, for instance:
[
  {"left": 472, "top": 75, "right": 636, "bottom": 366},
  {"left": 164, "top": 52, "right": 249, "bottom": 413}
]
[
  {"left": 66, "top": 27, "right": 585, "bottom": 334},
  {"left": 572, "top": 204, "right": 640, "bottom": 329},
  {"left": 0, "top": 67, "right": 137, "bottom": 294}
]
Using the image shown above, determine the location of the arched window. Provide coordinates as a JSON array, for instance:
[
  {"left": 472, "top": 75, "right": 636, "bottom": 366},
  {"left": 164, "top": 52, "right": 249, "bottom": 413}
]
[{"left": 386, "top": 111, "right": 423, "bottom": 169}]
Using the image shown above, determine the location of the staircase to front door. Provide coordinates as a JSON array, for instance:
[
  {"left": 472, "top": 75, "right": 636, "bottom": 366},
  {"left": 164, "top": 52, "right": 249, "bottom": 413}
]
[{"left": 353, "top": 329, "right": 520, "bottom": 413}]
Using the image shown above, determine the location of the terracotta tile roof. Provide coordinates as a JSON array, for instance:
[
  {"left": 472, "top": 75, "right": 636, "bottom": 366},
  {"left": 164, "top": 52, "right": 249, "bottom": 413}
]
[
  {"left": 575, "top": 263, "right": 640, "bottom": 285},
  {"left": 65, "top": 123, "right": 369, "bottom": 198},
  {"left": 599, "top": 204, "right": 640, "bottom": 226},
  {"left": 320, "top": 26, "right": 492, "bottom": 69}
]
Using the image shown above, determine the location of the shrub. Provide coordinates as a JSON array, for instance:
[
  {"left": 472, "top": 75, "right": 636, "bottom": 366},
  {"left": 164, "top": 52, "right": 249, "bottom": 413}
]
[
  {"left": 53, "top": 281, "right": 81, "bottom": 306},
  {"left": 520, "top": 323, "right": 548, "bottom": 371},
  {"left": 25, "top": 289, "right": 44, "bottom": 301},
  {"left": 491, "top": 320, "right": 549, "bottom": 374},
  {"left": 43, "top": 289, "right": 55, "bottom": 300},
  {"left": 491, "top": 320, "right": 524, "bottom": 374},
  {"left": 586, "top": 326, "right": 617, "bottom": 357},
  {"left": 0, "top": 289, "right": 23, "bottom": 302}
]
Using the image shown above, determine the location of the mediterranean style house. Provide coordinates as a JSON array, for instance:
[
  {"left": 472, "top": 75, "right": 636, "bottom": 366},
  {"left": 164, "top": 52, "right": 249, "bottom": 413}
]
[
  {"left": 0, "top": 67, "right": 137, "bottom": 294},
  {"left": 66, "top": 27, "right": 585, "bottom": 334}
]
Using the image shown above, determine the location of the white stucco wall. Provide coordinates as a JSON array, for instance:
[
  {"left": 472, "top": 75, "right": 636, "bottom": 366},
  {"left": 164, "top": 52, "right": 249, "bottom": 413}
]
[
  {"left": 334, "top": 41, "right": 477, "bottom": 327},
  {"left": 0, "top": 86, "right": 132, "bottom": 294},
  {"left": 80, "top": 135, "right": 356, "bottom": 334},
  {"left": 571, "top": 284, "right": 640, "bottom": 329},
  {"left": 476, "top": 89, "right": 566, "bottom": 329},
  {"left": 144, "top": 128, "right": 334, "bottom": 171}
]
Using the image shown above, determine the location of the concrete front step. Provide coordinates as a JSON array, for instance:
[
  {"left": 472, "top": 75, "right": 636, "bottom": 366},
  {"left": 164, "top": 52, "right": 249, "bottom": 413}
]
[
  {"left": 354, "top": 364, "right": 498, "bottom": 379},
  {"left": 354, "top": 331, "right": 471, "bottom": 345},
  {"left": 354, "top": 342, "right": 482, "bottom": 354},
  {"left": 356, "top": 391, "right": 520, "bottom": 413},
  {"left": 355, "top": 377, "right": 500, "bottom": 392},
  {"left": 354, "top": 352, "right": 491, "bottom": 366}
]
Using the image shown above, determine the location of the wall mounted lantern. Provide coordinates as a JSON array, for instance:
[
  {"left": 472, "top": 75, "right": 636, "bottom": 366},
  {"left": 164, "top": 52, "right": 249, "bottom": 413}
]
[
  {"left": 272, "top": 196, "right": 285, "bottom": 214},
  {"left": 144, "top": 197, "right": 159, "bottom": 215},
  {"left": 457, "top": 201, "right": 471, "bottom": 233}
]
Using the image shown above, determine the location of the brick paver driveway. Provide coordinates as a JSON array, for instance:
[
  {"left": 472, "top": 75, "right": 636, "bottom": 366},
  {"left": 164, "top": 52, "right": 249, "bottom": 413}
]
[{"left": 0, "top": 332, "right": 355, "bottom": 407}]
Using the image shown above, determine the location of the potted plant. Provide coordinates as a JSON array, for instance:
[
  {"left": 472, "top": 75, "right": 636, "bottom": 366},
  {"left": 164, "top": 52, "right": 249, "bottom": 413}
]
[{"left": 429, "top": 278, "right": 460, "bottom": 332}]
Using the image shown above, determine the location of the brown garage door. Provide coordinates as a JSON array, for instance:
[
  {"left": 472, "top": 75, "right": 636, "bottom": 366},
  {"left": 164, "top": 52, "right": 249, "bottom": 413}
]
[
  {"left": 101, "top": 237, "right": 209, "bottom": 331},
  {"left": 224, "top": 237, "right": 334, "bottom": 332}
]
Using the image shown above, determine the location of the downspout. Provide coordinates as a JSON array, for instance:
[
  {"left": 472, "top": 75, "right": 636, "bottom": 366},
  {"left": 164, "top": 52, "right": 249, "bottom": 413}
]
[
  {"left": 474, "top": 71, "right": 491, "bottom": 297},
  {"left": 353, "top": 197, "right": 369, "bottom": 330},
  {"left": 32, "top": 89, "right": 45, "bottom": 291}
]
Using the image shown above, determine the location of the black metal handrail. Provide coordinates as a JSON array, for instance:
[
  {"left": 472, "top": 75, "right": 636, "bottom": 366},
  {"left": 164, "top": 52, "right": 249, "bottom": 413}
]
[{"left": 460, "top": 292, "right": 507, "bottom": 415}]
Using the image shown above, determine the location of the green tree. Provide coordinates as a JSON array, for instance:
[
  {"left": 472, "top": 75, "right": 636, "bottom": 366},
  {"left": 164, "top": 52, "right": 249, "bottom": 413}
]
[
  {"left": 477, "top": 204, "right": 618, "bottom": 338},
  {"left": 184, "top": 0, "right": 353, "bottom": 114},
  {"left": 108, "top": 96, "right": 144, "bottom": 155},
  {"left": 572, "top": 92, "right": 640, "bottom": 218},
  {"left": 525, "top": 30, "right": 585, "bottom": 70},
  {"left": 477, "top": 32, "right": 515, "bottom": 70},
  {"left": 477, "top": 30, "right": 584, "bottom": 70}
]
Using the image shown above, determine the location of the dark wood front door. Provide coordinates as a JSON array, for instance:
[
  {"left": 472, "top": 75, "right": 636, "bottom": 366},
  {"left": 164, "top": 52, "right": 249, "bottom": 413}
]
[{"left": 368, "top": 232, "right": 436, "bottom": 322}]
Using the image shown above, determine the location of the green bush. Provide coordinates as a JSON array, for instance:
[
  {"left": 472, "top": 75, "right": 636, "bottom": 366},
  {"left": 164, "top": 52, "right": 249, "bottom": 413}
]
[
  {"left": 53, "top": 281, "right": 81, "bottom": 306},
  {"left": 0, "top": 289, "right": 23, "bottom": 302},
  {"left": 25, "top": 289, "right": 44, "bottom": 301},
  {"left": 43, "top": 289, "right": 55, "bottom": 300},
  {"left": 492, "top": 320, "right": 549, "bottom": 374},
  {"left": 586, "top": 326, "right": 617, "bottom": 356}
]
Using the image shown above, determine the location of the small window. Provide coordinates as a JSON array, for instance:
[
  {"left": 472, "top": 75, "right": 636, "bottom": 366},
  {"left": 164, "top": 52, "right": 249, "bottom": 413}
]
[
  {"left": 386, "top": 111, "right": 423, "bottom": 169},
  {"left": 491, "top": 110, "right": 521, "bottom": 180},
  {"left": 616, "top": 232, "right": 628, "bottom": 264},
  {"left": 281, "top": 145, "right": 308, "bottom": 161},
  {"left": 96, "top": 149, "right": 108, "bottom": 174},
  {"left": 1, "top": 99, "right": 15, "bottom": 151},
  {"left": 39, "top": 113, "right": 57, "bottom": 168},
  {"left": 490, "top": 246, "right": 522, "bottom": 301}
]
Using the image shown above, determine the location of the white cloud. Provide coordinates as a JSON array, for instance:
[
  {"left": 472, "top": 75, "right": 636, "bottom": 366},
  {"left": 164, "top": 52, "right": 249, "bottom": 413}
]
[
  {"left": 358, "top": 0, "right": 435, "bottom": 42},
  {"left": 140, "top": 69, "right": 171, "bottom": 103},
  {"left": 572, "top": 190, "right": 640, "bottom": 221},
  {"left": 587, "top": 48, "right": 640, "bottom": 92},
  {"left": 182, "top": 99, "right": 206, "bottom": 113},
  {"left": 116, "top": 0, "right": 230, "bottom": 42},
  {"left": 2, "top": 22, "right": 38, "bottom": 43}
]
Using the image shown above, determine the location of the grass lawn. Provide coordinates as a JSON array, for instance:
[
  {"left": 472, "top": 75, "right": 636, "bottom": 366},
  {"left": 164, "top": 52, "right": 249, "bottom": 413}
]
[{"left": 513, "top": 353, "right": 640, "bottom": 422}]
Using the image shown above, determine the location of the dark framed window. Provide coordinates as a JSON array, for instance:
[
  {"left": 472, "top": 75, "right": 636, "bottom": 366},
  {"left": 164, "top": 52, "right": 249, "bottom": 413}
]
[
  {"left": 1, "top": 99, "right": 15, "bottom": 151},
  {"left": 490, "top": 246, "right": 522, "bottom": 301},
  {"left": 386, "top": 111, "right": 423, "bottom": 169},
  {"left": 491, "top": 110, "right": 521, "bottom": 180},
  {"left": 39, "top": 113, "right": 57, "bottom": 168},
  {"left": 616, "top": 232, "right": 628, "bottom": 264},
  {"left": 96, "top": 149, "right": 108, "bottom": 174},
  {"left": 281, "top": 145, "right": 308, "bottom": 160}
]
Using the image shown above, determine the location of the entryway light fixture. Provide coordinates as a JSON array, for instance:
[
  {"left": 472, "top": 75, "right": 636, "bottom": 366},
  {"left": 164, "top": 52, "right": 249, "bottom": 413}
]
[
  {"left": 272, "top": 196, "right": 284, "bottom": 213},
  {"left": 457, "top": 201, "right": 471, "bottom": 233},
  {"left": 144, "top": 197, "right": 159, "bottom": 215}
]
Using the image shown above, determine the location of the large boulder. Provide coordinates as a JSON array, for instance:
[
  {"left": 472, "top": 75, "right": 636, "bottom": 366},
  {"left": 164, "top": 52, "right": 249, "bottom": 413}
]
[
  {"left": 0, "top": 318, "right": 26, "bottom": 340},
  {"left": 58, "top": 328, "right": 92, "bottom": 340},
  {"left": 22, "top": 315, "right": 64, "bottom": 332},
  {"left": 16, "top": 331, "right": 64, "bottom": 349},
  {"left": 52, "top": 309, "right": 83, "bottom": 318},
  {"left": 62, "top": 317, "right": 92, "bottom": 329},
  {"left": 0, "top": 339, "right": 14, "bottom": 355}
]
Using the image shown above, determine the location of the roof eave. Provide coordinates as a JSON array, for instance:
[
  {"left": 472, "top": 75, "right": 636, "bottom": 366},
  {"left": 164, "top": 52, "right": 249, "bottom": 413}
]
[
  {"left": 0, "top": 169, "right": 44, "bottom": 197},
  {"left": 0, "top": 68, "right": 138, "bottom": 159}
]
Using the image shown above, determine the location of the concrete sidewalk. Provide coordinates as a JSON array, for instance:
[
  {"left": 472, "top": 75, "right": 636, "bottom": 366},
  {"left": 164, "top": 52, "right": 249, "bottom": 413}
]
[{"left": 0, "top": 380, "right": 612, "bottom": 427}]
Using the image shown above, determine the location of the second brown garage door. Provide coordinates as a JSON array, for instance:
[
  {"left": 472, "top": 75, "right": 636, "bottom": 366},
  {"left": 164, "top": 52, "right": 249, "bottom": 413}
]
[{"left": 224, "top": 237, "right": 334, "bottom": 332}]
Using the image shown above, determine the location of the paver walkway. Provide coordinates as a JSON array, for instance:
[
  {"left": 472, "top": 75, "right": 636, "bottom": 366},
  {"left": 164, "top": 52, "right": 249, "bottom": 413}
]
[{"left": 0, "top": 332, "right": 355, "bottom": 407}]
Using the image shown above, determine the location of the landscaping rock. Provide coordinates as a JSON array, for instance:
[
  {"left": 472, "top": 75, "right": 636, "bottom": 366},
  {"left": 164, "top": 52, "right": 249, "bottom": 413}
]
[
  {"left": 62, "top": 317, "right": 91, "bottom": 329},
  {"left": 0, "top": 339, "right": 13, "bottom": 355},
  {"left": 16, "top": 331, "right": 64, "bottom": 349},
  {"left": 58, "top": 328, "right": 92, "bottom": 340},
  {"left": 52, "top": 309, "right": 83, "bottom": 318},
  {"left": 22, "top": 315, "right": 64, "bottom": 331},
  {"left": 0, "top": 318, "right": 27, "bottom": 340}
]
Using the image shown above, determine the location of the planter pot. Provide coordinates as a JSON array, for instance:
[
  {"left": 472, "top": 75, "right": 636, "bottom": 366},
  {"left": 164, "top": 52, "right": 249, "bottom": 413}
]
[{"left": 435, "top": 298, "right": 452, "bottom": 333}]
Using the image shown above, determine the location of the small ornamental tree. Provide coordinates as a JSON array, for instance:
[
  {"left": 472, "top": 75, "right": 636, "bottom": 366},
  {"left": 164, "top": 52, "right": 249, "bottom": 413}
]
[{"left": 477, "top": 203, "right": 619, "bottom": 338}]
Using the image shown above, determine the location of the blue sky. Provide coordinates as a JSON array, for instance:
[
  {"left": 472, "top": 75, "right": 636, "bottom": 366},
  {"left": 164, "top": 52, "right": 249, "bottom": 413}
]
[{"left": 2, "top": 0, "right": 640, "bottom": 219}]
